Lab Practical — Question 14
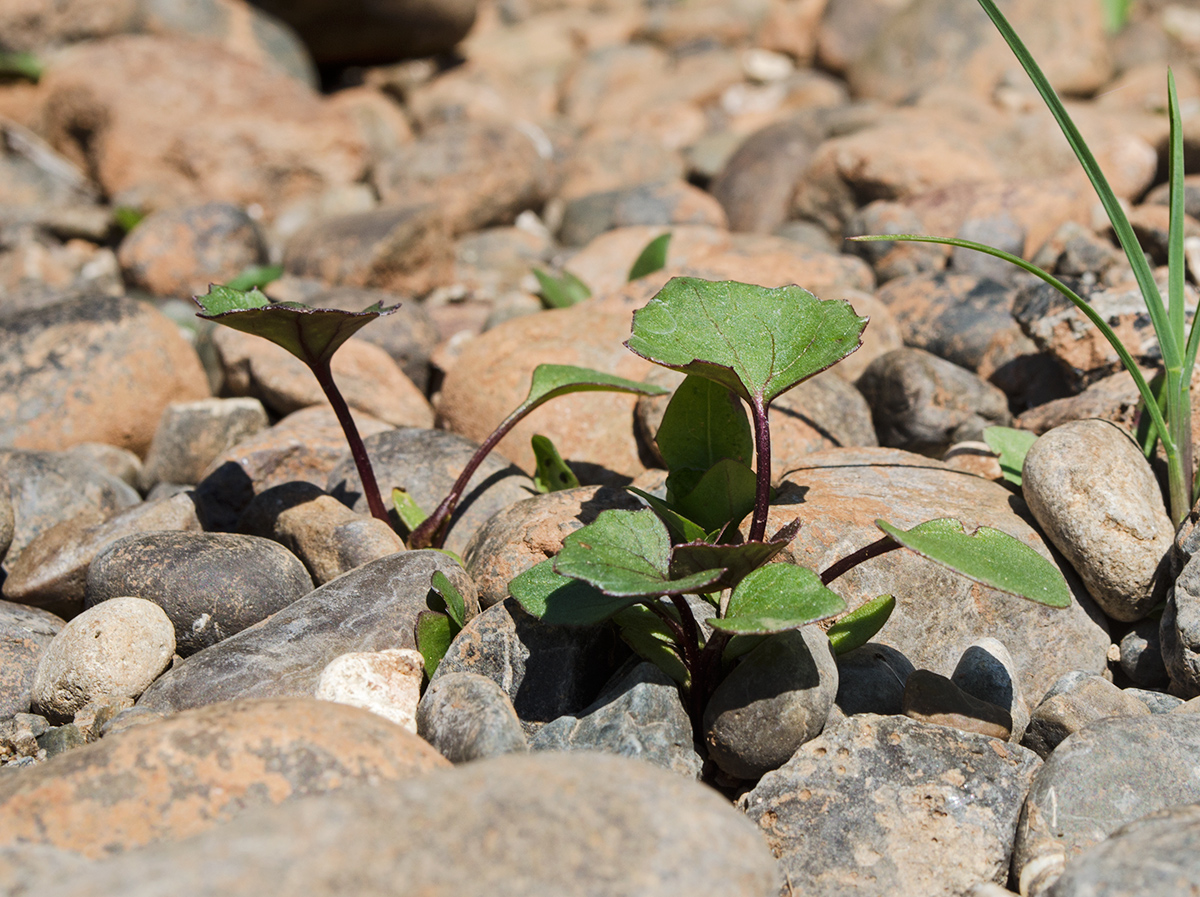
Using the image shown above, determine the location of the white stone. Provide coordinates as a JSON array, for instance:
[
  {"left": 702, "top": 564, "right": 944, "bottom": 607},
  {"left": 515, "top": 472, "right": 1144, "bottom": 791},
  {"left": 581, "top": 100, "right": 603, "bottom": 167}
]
[{"left": 315, "top": 649, "right": 424, "bottom": 731}]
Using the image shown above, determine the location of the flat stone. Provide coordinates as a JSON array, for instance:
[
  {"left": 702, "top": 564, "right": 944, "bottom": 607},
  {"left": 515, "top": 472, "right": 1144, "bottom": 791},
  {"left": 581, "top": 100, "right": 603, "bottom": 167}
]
[
  {"left": 86, "top": 532, "right": 313, "bottom": 656},
  {"left": 903, "top": 669, "right": 1012, "bottom": 741},
  {"left": 1021, "top": 673, "right": 1151, "bottom": 758},
  {"left": 416, "top": 670, "right": 529, "bottom": 763},
  {"left": 139, "top": 398, "right": 269, "bottom": 490},
  {"left": 0, "top": 599, "right": 64, "bottom": 719},
  {"left": 741, "top": 714, "right": 1042, "bottom": 897},
  {"left": 136, "top": 551, "right": 477, "bottom": 714},
  {"left": 0, "top": 697, "right": 448, "bottom": 858}
]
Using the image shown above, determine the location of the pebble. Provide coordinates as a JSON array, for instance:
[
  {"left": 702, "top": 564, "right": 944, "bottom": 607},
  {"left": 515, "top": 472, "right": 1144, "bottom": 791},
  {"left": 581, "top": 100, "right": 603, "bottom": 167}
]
[
  {"left": 1119, "top": 616, "right": 1169, "bottom": 687},
  {"left": 1022, "top": 673, "right": 1151, "bottom": 758},
  {"left": 902, "top": 669, "right": 1013, "bottom": 741},
  {"left": 1161, "top": 552, "right": 1200, "bottom": 697},
  {"left": 314, "top": 648, "right": 424, "bottom": 730},
  {"left": 952, "top": 638, "right": 1031, "bottom": 743},
  {"left": 0, "top": 472, "right": 12, "bottom": 565},
  {"left": 835, "top": 642, "right": 915, "bottom": 716},
  {"left": 416, "top": 670, "right": 529, "bottom": 763},
  {"left": 1022, "top": 419, "right": 1174, "bottom": 622},
  {"left": 139, "top": 398, "right": 269, "bottom": 490},
  {"left": 86, "top": 532, "right": 313, "bottom": 656},
  {"left": 0, "top": 599, "right": 63, "bottom": 718},
  {"left": 30, "top": 596, "right": 175, "bottom": 723},
  {"left": 558, "top": 179, "right": 728, "bottom": 247}
]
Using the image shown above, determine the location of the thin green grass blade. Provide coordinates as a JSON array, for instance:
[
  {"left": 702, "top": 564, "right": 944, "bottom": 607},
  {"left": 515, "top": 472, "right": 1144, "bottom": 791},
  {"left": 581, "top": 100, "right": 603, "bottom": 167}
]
[{"left": 1165, "top": 67, "right": 1194, "bottom": 520}]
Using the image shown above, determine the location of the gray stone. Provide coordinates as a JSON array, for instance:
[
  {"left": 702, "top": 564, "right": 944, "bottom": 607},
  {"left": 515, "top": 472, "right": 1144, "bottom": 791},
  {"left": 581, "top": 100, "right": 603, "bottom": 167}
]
[
  {"left": 1123, "top": 688, "right": 1182, "bottom": 713},
  {"left": 835, "top": 642, "right": 914, "bottom": 716},
  {"left": 953, "top": 638, "right": 1031, "bottom": 742},
  {"left": 845, "top": 200, "right": 948, "bottom": 284},
  {"left": 39, "top": 752, "right": 780, "bottom": 897},
  {"left": 558, "top": 180, "right": 726, "bottom": 248},
  {"left": 0, "top": 843, "right": 93, "bottom": 896},
  {"left": 431, "top": 597, "right": 624, "bottom": 735},
  {"left": 416, "top": 671, "right": 528, "bottom": 763},
  {"left": 1022, "top": 673, "right": 1151, "bottom": 758},
  {"left": 1047, "top": 804, "right": 1200, "bottom": 897},
  {"left": 0, "top": 472, "right": 13, "bottom": 566},
  {"left": 856, "top": 347, "right": 1012, "bottom": 456},
  {"left": 36, "top": 723, "right": 86, "bottom": 759},
  {"left": 135, "top": 551, "right": 477, "bottom": 714},
  {"left": 952, "top": 213, "right": 1027, "bottom": 284},
  {"left": 1013, "top": 715, "right": 1200, "bottom": 895},
  {"left": 703, "top": 626, "right": 838, "bottom": 779},
  {"left": 1023, "top": 420, "right": 1173, "bottom": 622},
  {"left": 741, "top": 714, "right": 1042, "bottom": 897},
  {"left": 326, "top": 427, "right": 536, "bottom": 557},
  {"left": 64, "top": 443, "right": 142, "bottom": 489},
  {"left": 902, "top": 669, "right": 1012, "bottom": 740},
  {"left": 31, "top": 597, "right": 175, "bottom": 723},
  {"left": 533, "top": 661, "right": 701, "bottom": 778},
  {"left": 1119, "top": 616, "right": 1168, "bottom": 687},
  {"left": 139, "top": 398, "right": 269, "bottom": 490},
  {"left": 0, "top": 713, "right": 49, "bottom": 763},
  {"left": 0, "top": 599, "right": 64, "bottom": 719},
  {"left": 1161, "top": 554, "right": 1200, "bottom": 697},
  {"left": 87, "top": 532, "right": 313, "bottom": 656}
]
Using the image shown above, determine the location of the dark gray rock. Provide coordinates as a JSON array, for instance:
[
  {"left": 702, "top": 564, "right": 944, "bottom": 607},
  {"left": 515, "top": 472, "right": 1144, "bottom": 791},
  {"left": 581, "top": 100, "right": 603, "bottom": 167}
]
[
  {"left": 703, "top": 626, "right": 837, "bottom": 780},
  {"left": 326, "top": 427, "right": 535, "bottom": 557},
  {"left": 36, "top": 723, "right": 86, "bottom": 759},
  {"left": 0, "top": 599, "right": 64, "bottom": 719},
  {"left": 1013, "top": 715, "right": 1200, "bottom": 895},
  {"left": 856, "top": 347, "right": 1012, "bottom": 456},
  {"left": 953, "top": 638, "right": 1030, "bottom": 742},
  {"left": 1162, "top": 554, "right": 1200, "bottom": 697},
  {"left": 135, "top": 551, "right": 477, "bottom": 714},
  {"left": 431, "top": 597, "right": 625, "bottom": 735},
  {"left": 533, "top": 661, "right": 701, "bottom": 778},
  {"left": 1022, "top": 673, "right": 1150, "bottom": 758},
  {"left": 1047, "top": 804, "right": 1200, "bottom": 897},
  {"left": 1124, "top": 688, "right": 1182, "bottom": 713},
  {"left": 1119, "top": 616, "right": 1168, "bottom": 687},
  {"left": 415, "top": 671, "right": 528, "bottom": 763},
  {"left": 139, "top": 398, "right": 269, "bottom": 490},
  {"left": 741, "top": 714, "right": 1041, "bottom": 897},
  {"left": 38, "top": 752, "right": 780, "bottom": 897},
  {"left": 87, "top": 532, "right": 312, "bottom": 656},
  {"left": 902, "top": 669, "right": 1012, "bottom": 741},
  {"left": 835, "top": 642, "right": 914, "bottom": 716}
]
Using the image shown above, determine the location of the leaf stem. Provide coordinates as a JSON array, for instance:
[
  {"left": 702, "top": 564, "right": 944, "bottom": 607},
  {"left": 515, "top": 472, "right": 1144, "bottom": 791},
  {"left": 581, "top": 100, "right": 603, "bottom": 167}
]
[
  {"left": 311, "top": 361, "right": 390, "bottom": 526},
  {"left": 749, "top": 397, "right": 772, "bottom": 542},
  {"left": 820, "top": 535, "right": 900, "bottom": 585}
]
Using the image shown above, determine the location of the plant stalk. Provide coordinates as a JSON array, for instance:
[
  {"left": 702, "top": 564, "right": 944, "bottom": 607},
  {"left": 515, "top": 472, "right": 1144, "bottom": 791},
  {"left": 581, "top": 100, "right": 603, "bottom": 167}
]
[
  {"left": 820, "top": 535, "right": 900, "bottom": 585},
  {"left": 311, "top": 361, "right": 390, "bottom": 526},
  {"left": 749, "top": 397, "right": 772, "bottom": 543}
]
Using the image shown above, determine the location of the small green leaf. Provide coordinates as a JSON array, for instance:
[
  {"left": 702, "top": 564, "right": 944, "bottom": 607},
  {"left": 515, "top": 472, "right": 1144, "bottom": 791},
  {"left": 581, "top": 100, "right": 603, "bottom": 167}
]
[
  {"left": 224, "top": 265, "right": 284, "bottom": 292},
  {"left": 391, "top": 488, "right": 429, "bottom": 532},
  {"left": 669, "top": 518, "right": 800, "bottom": 591},
  {"left": 430, "top": 570, "right": 467, "bottom": 629},
  {"left": 0, "top": 51, "right": 43, "bottom": 82},
  {"left": 982, "top": 427, "right": 1037, "bottom": 487},
  {"left": 193, "top": 285, "right": 397, "bottom": 368},
  {"left": 626, "top": 487, "right": 714, "bottom": 543},
  {"left": 673, "top": 458, "right": 758, "bottom": 534},
  {"left": 534, "top": 268, "right": 592, "bottom": 308},
  {"left": 554, "top": 509, "right": 726, "bottom": 598},
  {"left": 509, "top": 557, "right": 640, "bottom": 625},
  {"left": 657, "top": 375, "right": 752, "bottom": 474},
  {"left": 113, "top": 206, "right": 146, "bottom": 234},
  {"left": 625, "top": 277, "right": 867, "bottom": 407},
  {"left": 826, "top": 594, "right": 896, "bottom": 655},
  {"left": 531, "top": 434, "right": 580, "bottom": 493},
  {"left": 628, "top": 232, "right": 672, "bottom": 281},
  {"left": 875, "top": 518, "right": 1071, "bottom": 608},
  {"left": 710, "top": 563, "right": 846, "bottom": 634},
  {"left": 613, "top": 604, "right": 690, "bottom": 685},
  {"left": 722, "top": 633, "right": 767, "bottom": 663},
  {"left": 415, "top": 610, "right": 453, "bottom": 679},
  {"left": 522, "top": 364, "right": 667, "bottom": 410}
]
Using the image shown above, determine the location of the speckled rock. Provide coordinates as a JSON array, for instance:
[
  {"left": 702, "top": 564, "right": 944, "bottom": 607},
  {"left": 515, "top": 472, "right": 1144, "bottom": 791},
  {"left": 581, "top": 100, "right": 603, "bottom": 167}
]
[
  {"left": 64, "top": 443, "right": 143, "bottom": 490},
  {"left": 416, "top": 670, "right": 528, "bottom": 763},
  {"left": 135, "top": 551, "right": 477, "bottom": 714},
  {"left": 902, "top": 669, "right": 1012, "bottom": 740},
  {"left": 741, "top": 714, "right": 1042, "bottom": 897},
  {"left": 1162, "top": 554, "right": 1200, "bottom": 697},
  {"left": 533, "top": 660, "right": 702, "bottom": 778},
  {"left": 1013, "top": 715, "right": 1200, "bottom": 897},
  {"left": 952, "top": 638, "right": 1030, "bottom": 743},
  {"left": 431, "top": 597, "right": 624, "bottom": 735},
  {"left": 236, "top": 482, "right": 404, "bottom": 585},
  {"left": 834, "top": 642, "right": 915, "bottom": 716},
  {"left": 30, "top": 597, "right": 175, "bottom": 724},
  {"left": 3, "top": 492, "right": 202, "bottom": 617},
  {"left": 0, "top": 599, "right": 65, "bottom": 719},
  {"left": 325, "top": 427, "right": 535, "bottom": 557},
  {"left": 139, "top": 398, "right": 269, "bottom": 490},
  {"left": 314, "top": 648, "right": 424, "bottom": 730},
  {"left": 38, "top": 752, "right": 780, "bottom": 897},
  {"left": 704, "top": 626, "right": 838, "bottom": 779},
  {"left": 1022, "top": 419, "right": 1173, "bottom": 622},
  {"left": 0, "top": 294, "right": 210, "bottom": 456},
  {"left": 0, "top": 697, "right": 447, "bottom": 858},
  {"left": 86, "top": 532, "right": 312, "bottom": 656},
  {"left": 463, "top": 485, "right": 643, "bottom": 608}
]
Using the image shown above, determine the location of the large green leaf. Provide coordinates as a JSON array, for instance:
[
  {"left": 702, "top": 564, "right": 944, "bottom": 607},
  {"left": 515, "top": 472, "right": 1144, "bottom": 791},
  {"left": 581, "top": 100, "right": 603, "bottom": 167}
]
[
  {"left": 656, "top": 375, "right": 752, "bottom": 473},
  {"left": 625, "top": 277, "right": 867, "bottom": 406},
  {"left": 672, "top": 458, "right": 758, "bottom": 533},
  {"left": 531, "top": 434, "right": 580, "bottom": 493},
  {"left": 628, "top": 232, "right": 672, "bottom": 281},
  {"left": 509, "top": 557, "right": 641, "bottom": 625},
  {"left": 554, "top": 509, "right": 725, "bottom": 597},
  {"left": 710, "top": 563, "right": 846, "bottom": 634},
  {"left": 194, "top": 285, "right": 396, "bottom": 368},
  {"left": 983, "top": 426, "right": 1038, "bottom": 487},
  {"left": 875, "top": 518, "right": 1071, "bottom": 608},
  {"left": 612, "top": 604, "right": 690, "bottom": 685},
  {"left": 669, "top": 518, "right": 801, "bottom": 591},
  {"left": 826, "top": 594, "right": 896, "bottom": 655}
]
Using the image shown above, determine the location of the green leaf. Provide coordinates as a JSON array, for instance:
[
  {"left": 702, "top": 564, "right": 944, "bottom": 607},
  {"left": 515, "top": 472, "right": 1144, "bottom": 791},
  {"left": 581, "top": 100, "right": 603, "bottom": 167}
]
[
  {"left": 531, "top": 434, "right": 580, "bottom": 493},
  {"left": 509, "top": 557, "right": 640, "bottom": 625},
  {"left": 193, "top": 285, "right": 397, "bottom": 368},
  {"left": 0, "top": 51, "right": 43, "bottom": 82},
  {"left": 669, "top": 518, "right": 800, "bottom": 591},
  {"left": 1100, "top": 0, "right": 1130, "bottom": 33},
  {"left": 656, "top": 375, "right": 752, "bottom": 474},
  {"left": 626, "top": 487, "right": 714, "bottom": 543},
  {"left": 224, "top": 265, "right": 284, "bottom": 292},
  {"left": 113, "top": 206, "right": 145, "bottom": 234},
  {"left": 613, "top": 604, "right": 690, "bottom": 685},
  {"left": 534, "top": 268, "right": 592, "bottom": 309},
  {"left": 628, "top": 232, "right": 672, "bottom": 281},
  {"left": 430, "top": 571, "right": 466, "bottom": 629},
  {"left": 391, "top": 487, "right": 429, "bottom": 532},
  {"left": 710, "top": 563, "right": 846, "bottom": 634},
  {"left": 875, "top": 517, "right": 1071, "bottom": 608},
  {"left": 625, "top": 277, "right": 867, "bottom": 407},
  {"left": 554, "top": 509, "right": 726, "bottom": 597},
  {"left": 522, "top": 364, "right": 666, "bottom": 410},
  {"left": 673, "top": 458, "right": 758, "bottom": 534},
  {"left": 982, "top": 426, "right": 1038, "bottom": 487},
  {"left": 826, "top": 594, "right": 896, "bottom": 655},
  {"left": 415, "top": 611, "right": 453, "bottom": 679},
  {"left": 722, "top": 633, "right": 767, "bottom": 663}
]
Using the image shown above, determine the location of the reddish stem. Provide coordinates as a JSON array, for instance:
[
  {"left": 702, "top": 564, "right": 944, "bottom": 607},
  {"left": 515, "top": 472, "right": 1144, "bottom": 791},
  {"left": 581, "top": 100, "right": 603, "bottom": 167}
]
[
  {"left": 311, "top": 361, "right": 390, "bottom": 526},
  {"left": 820, "top": 535, "right": 900, "bottom": 585},
  {"left": 748, "top": 397, "right": 772, "bottom": 543}
]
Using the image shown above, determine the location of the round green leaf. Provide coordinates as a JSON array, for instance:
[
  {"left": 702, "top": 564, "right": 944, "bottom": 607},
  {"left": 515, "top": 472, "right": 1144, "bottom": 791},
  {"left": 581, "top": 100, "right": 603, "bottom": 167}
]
[
  {"left": 509, "top": 557, "right": 643, "bottom": 625},
  {"left": 710, "top": 563, "right": 846, "bottom": 634},
  {"left": 656, "top": 374, "right": 752, "bottom": 473}
]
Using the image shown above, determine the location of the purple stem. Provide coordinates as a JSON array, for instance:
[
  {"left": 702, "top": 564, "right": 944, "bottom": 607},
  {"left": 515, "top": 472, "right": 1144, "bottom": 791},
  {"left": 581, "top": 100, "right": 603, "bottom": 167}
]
[
  {"left": 311, "top": 361, "right": 390, "bottom": 526},
  {"left": 820, "top": 535, "right": 900, "bottom": 585},
  {"left": 748, "top": 396, "right": 772, "bottom": 543}
]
